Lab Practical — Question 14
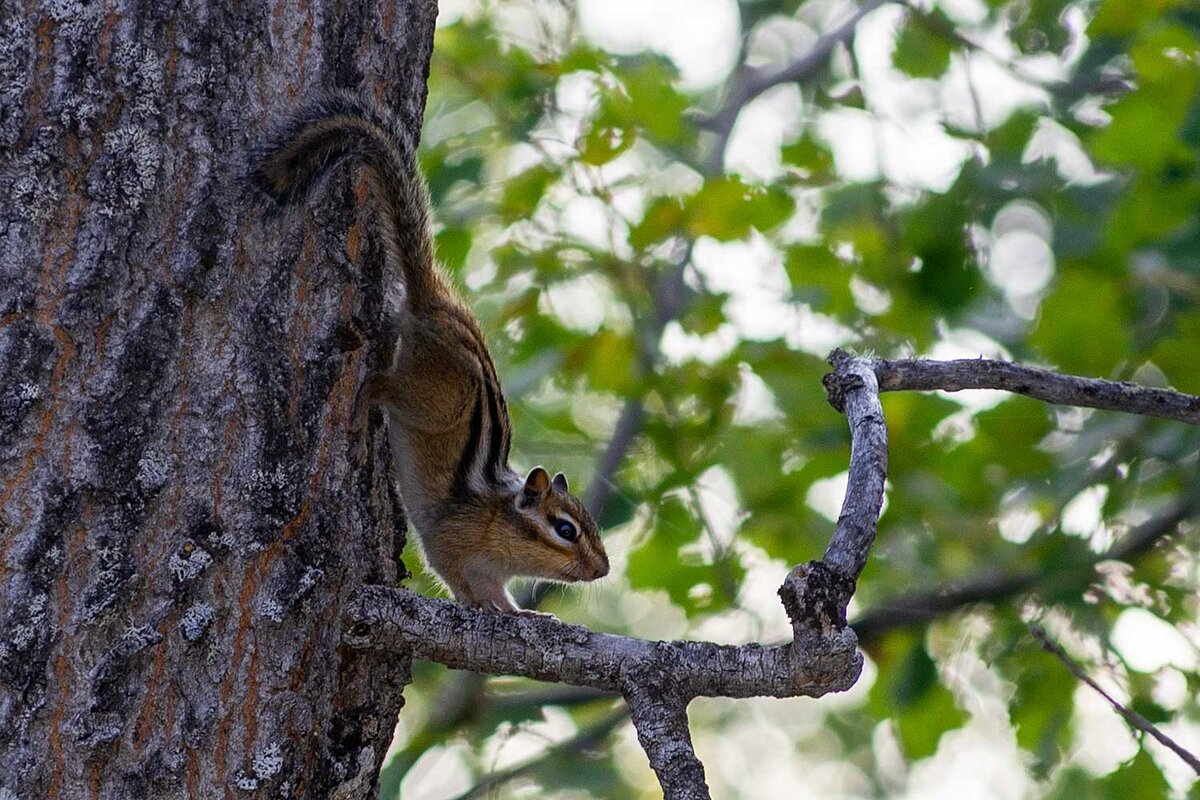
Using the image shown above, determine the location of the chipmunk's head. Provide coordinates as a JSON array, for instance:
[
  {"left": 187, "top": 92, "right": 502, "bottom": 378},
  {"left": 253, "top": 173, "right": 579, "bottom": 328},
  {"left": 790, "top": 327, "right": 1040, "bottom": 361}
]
[{"left": 512, "top": 466, "right": 608, "bottom": 583}]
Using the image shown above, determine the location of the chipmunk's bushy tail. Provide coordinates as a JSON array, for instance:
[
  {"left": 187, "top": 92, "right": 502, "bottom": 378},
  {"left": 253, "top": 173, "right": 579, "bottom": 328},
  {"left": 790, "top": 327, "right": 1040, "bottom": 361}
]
[{"left": 254, "top": 91, "right": 440, "bottom": 310}]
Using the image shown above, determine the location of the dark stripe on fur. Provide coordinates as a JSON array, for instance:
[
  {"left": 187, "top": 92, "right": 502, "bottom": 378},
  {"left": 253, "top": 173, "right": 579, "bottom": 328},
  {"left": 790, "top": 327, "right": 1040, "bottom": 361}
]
[
  {"left": 452, "top": 392, "right": 484, "bottom": 500},
  {"left": 482, "top": 378, "right": 505, "bottom": 483}
]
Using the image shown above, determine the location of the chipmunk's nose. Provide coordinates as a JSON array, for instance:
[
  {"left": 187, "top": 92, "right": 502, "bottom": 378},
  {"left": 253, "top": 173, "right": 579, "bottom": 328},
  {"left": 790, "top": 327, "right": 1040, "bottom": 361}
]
[{"left": 591, "top": 554, "right": 610, "bottom": 580}]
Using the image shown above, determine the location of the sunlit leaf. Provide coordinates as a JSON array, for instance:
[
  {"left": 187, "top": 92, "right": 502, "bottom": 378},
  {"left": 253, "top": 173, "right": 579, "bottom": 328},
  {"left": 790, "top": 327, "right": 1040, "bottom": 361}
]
[{"left": 893, "top": 11, "right": 954, "bottom": 79}]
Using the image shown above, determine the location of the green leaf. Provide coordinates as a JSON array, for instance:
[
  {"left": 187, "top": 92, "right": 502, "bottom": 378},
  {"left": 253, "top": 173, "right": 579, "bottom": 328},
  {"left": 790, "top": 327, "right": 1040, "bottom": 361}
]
[
  {"left": 434, "top": 226, "right": 472, "bottom": 272},
  {"left": 567, "top": 329, "right": 636, "bottom": 393},
  {"left": 1010, "top": 650, "right": 1075, "bottom": 775},
  {"left": 893, "top": 11, "right": 954, "bottom": 79},
  {"left": 580, "top": 125, "right": 636, "bottom": 166},
  {"left": 631, "top": 196, "right": 686, "bottom": 249},
  {"left": 868, "top": 634, "right": 967, "bottom": 759},
  {"left": 627, "top": 495, "right": 741, "bottom": 612},
  {"left": 781, "top": 132, "right": 835, "bottom": 183},
  {"left": 901, "top": 189, "right": 979, "bottom": 312},
  {"left": 1150, "top": 315, "right": 1200, "bottom": 393},
  {"left": 499, "top": 164, "right": 556, "bottom": 222},
  {"left": 597, "top": 486, "right": 639, "bottom": 530},
  {"left": 599, "top": 57, "right": 691, "bottom": 146},
  {"left": 1031, "top": 271, "right": 1132, "bottom": 376},
  {"left": 687, "top": 177, "right": 795, "bottom": 241},
  {"left": 1091, "top": 0, "right": 1181, "bottom": 36},
  {"left": 785, "top": 244, "right": 856, "bottom": 316},
  {"left": 1102, "top": 750, "right": 1172, "bottom": 800}
]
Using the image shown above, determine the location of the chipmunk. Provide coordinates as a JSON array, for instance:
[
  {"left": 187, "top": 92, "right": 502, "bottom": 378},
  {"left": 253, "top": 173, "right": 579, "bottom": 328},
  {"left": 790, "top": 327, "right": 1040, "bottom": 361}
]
[{"left": 255, "top": 92, "right": 609, "bottom": 614}]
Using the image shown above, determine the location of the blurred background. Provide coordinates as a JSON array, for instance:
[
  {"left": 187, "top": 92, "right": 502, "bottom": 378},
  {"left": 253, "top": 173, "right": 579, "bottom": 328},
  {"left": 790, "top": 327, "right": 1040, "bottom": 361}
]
[{"left": 384, "top": 0, "right": 1200, "bottom": 796}]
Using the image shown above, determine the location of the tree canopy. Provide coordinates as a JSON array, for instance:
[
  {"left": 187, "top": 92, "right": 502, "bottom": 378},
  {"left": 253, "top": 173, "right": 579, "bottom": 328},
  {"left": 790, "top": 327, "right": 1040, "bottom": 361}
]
[{"left": 378, "top": 0, "right": 1200, "bottom": 797}]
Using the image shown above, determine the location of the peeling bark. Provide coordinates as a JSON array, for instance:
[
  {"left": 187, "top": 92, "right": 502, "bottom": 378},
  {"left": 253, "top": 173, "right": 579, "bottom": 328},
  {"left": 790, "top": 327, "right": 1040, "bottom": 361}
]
[{"left": 0, "top": 2, "right": 437, "bottom": 797}]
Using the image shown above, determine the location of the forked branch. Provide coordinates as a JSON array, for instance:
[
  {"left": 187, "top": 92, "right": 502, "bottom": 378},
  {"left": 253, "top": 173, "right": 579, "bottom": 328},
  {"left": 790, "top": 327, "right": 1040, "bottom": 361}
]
[{"left": 345, "top": 351, "right": 887, "bottom": 799}]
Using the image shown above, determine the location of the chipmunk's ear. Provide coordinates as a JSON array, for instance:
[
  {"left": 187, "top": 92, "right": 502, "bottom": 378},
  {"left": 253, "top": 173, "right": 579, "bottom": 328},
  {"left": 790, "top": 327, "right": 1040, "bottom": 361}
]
[
  {"left": 523, "top": 466, "right": 551, "bottom": 497},
  {"left": 552, "top": 472, "right": 569, "bottom": 493}
]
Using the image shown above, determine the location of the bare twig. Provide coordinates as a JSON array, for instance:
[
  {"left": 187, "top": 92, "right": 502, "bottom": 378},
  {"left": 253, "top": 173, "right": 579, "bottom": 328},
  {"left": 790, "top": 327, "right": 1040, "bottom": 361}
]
[
  {"left": 490, "top": 685, "right": 616, "bottom": 711},
  {"left": 582, "top": 398, "right": 646, "bottom": 518},
  {"left": 868, "top": 354, "right": 1200, "bottom": 426},
  {"left": 697, "top": 0, "right": 893, "bottom": 175},
  {"left": 851, "top": 483, "right": 1194, "bottom": 642},
  {"left": 579, "top": 246, "right": 691, "bottom": 524},
  {"left": 452, "top": 706, "right": 630, "bottom": 800},
  {"left": 1029, "top": 625, "right": 1200, "bottom": 776}
]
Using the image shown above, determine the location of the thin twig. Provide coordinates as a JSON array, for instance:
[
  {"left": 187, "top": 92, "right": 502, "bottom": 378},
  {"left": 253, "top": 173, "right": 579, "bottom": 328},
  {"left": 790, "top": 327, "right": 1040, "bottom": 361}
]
[
  {"left": 452, "top": 706, "right": 630, "bottom": 800},
  {"left": 697, "top": 0, "right": 894, "bottom": 175},
  {"left": 852, "top": 497, "right": 1194, "bottom": 642},
  {"left": 490, "top": 685, "right": 616, "bottom": 711},
  {"left": 1029, "top": 625, "right": 1200, "bottom": 776}
]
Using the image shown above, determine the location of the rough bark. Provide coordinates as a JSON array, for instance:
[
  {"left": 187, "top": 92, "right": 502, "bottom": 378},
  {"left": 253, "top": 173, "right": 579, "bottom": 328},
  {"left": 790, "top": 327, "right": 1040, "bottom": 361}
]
[
  {"left": 0, "top": 2, "right": 437, "bottom": 798},
  {"left": 870, "top": 354, "right": 1200, "bottom": 425},
  {"left": 344, "top": 586, "right": 861, "bottom": 700}
]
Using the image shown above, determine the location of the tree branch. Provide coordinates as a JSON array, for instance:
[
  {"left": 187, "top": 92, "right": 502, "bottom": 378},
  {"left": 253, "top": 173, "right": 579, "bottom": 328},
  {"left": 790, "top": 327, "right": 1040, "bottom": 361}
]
[
  {"left": 452, "top": 706, "right": 630, "bottom": 800},
  {"left": 868, "top": 354, "right": 1200, "bottom": 426},
  {"left": 345, "top": 357, "right": 884, "bottom": 694},
  {"left": 697, "top": 0, "right": 893, "bottom": 175},
  {"left": 1029, "top": 625, "right": 1200, "bottom": 776},
  {"left": 625, "top": 680, "right": 709, "bottom": 800},
  {"left": 850, "top": 495, "right": 1192, "bottom": 642},
  {"left": 344, "top": 586, "right": 859, "bottom": 700},
  {"left": 819, "top": 350, "right": 889, "bottom": 580}
]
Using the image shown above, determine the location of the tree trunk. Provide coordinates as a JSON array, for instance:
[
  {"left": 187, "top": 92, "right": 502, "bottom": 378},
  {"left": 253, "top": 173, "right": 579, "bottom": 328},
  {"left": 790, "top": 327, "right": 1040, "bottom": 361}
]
[{"left": 0, "top": 1, "right": 437, "bottom": 797}]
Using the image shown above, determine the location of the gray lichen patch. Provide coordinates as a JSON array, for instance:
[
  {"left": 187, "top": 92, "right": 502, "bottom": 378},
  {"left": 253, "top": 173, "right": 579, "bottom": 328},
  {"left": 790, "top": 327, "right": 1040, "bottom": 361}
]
[
  {"left": 168, "top": 541, "right": 213, "bottom": 585},
  {"left": 0, "top": 320, "right": 54, "bottom": 451},
  {"left": 111, "top": 41, "right": 166, "bottom": 120},
  {"left": 0, "top": 16, "right": 33, "bottom": 149},
  {"left": 90, "top": 126, "right": 162, "bottom": 217},
  {"left": 252, "top": 742, "right": 285, "bottom": 779},
  {"left": 179, "top": 602, "right": 215, "bottom": 642}
]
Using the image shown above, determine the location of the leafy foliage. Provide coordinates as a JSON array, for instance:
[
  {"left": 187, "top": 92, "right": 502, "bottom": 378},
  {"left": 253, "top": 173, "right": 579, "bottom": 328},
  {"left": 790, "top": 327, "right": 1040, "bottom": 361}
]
[{"left": 388, "top": 0, "right": 1200, "bottom": 796}]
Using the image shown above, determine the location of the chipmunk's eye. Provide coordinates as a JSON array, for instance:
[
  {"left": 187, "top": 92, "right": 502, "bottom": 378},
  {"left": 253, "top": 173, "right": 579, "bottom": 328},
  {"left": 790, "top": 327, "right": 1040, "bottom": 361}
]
[{"left": 551, "top": 517, "right": 578, "bottom": 543}]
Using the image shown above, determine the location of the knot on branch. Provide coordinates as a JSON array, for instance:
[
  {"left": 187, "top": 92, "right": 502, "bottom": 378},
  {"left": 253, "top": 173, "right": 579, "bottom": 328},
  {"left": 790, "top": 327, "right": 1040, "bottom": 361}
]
[
  {"left": 778, "top": 560, "right": 856, "bottom": 636},
  {"left": 822, "top": 348, "right": 868, "bottom": 413},
  {"left": 343, "top": 584, "right": 402, "bottom": 648},
  {"left": 778, "top": 561, "right": 863, "bottom": 695}
]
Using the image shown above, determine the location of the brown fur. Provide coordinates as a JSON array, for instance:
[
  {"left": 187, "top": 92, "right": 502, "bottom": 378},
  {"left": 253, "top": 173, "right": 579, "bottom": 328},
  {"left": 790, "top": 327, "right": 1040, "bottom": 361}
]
[{"left": 257, "top": 92, "right": 609, "bottom": 613}]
